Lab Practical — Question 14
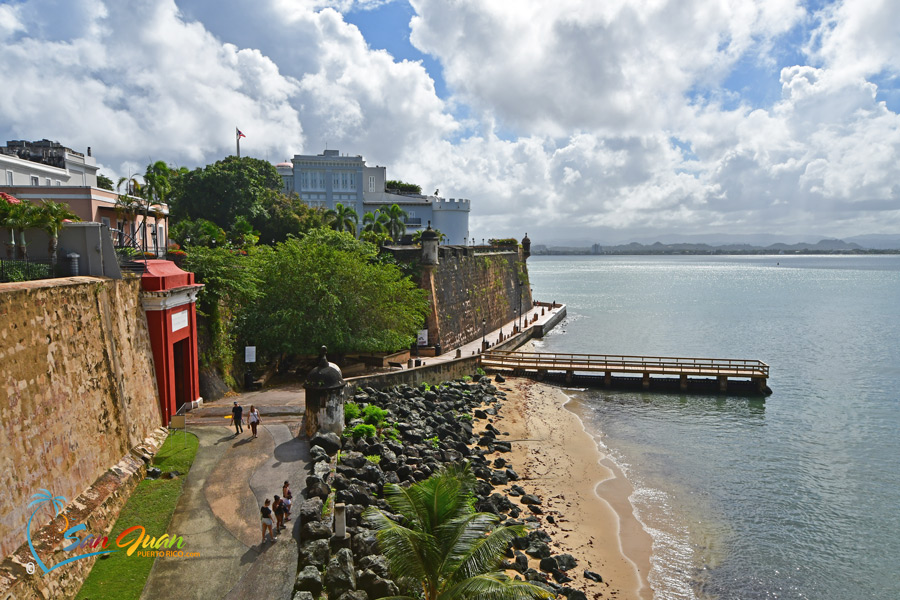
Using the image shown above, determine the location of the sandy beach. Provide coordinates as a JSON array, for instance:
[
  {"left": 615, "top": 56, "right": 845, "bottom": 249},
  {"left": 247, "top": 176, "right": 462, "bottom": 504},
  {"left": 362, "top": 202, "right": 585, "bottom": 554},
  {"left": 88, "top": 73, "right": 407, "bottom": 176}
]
[{"left": 489, "top": 376, "right": 653, "bottom": 600}]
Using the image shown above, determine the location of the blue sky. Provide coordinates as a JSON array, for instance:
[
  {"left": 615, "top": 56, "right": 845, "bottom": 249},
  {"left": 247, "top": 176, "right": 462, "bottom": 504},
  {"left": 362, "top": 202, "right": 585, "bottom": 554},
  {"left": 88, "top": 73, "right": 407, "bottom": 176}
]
[{"left": 1, "top": 0, "right": 898, "bottom": 243}]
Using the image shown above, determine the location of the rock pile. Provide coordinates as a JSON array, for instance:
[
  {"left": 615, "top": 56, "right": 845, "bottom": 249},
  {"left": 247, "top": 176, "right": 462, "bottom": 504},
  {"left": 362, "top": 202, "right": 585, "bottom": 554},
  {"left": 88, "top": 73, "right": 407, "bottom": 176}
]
[{"left": 295, "top": 376, "right": 592, "bottom": 600}]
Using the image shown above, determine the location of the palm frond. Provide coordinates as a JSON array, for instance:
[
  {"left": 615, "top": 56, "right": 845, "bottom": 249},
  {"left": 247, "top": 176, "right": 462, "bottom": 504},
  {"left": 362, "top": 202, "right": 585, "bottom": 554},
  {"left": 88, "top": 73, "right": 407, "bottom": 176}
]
[
  {"left": 440, "top": 572, "right": 555, "bottom": 600},
  {"left": 450, "top": 524, "right": 527, "bottom": 584}
]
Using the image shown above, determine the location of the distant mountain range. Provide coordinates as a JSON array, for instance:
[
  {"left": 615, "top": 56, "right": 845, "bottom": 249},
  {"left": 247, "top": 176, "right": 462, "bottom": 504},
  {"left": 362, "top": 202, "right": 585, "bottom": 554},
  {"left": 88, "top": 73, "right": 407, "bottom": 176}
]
[
  {"left": 531, "top": 237, "right": 900, "bottom": 255},
  {"left": 536, "top": 233, "right": 900, "bottom": 250}
]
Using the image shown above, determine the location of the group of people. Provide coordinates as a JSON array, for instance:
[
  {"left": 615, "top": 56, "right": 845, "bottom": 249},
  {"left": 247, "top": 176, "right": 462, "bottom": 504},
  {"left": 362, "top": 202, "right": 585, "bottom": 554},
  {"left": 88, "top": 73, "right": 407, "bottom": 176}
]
[
  {"left": 231, "top": 401, "right": 261, "bottom": 438},
  {"left": 260, "top": 481, "right": 293, "bottom": 543},
  {"left": 228, "top": 402, "right": 294, "bottom": 544}
]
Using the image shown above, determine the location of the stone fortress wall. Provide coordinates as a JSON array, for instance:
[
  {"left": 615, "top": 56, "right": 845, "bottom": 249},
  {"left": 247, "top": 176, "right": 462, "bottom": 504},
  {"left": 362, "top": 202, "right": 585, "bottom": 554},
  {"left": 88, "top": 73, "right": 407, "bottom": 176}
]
[
  {"left": 0, "top": 277, "right": 164, "bottom": 562},
  {"left": 422, "top": 245, "right": 532, "bottom": 351}
]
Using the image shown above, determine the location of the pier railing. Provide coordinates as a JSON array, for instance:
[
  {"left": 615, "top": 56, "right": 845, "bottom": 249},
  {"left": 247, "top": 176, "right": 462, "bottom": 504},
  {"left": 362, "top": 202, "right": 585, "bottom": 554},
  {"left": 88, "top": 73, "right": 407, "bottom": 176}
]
[{"left": 481, "top": 351, "right": 769, "bottom": 378}]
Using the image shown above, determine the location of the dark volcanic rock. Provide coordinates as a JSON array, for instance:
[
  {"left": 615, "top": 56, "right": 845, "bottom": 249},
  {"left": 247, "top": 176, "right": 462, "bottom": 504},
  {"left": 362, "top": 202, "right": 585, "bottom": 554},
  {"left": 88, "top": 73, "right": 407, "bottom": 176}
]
[
  {"left": 301, "top": 521, "right": 332, "bottom": 541},
  {"left": 299, "top": 539, "right": 330, "bottom": 567},
  {"left": 311, "top": 431, "right": 342, "bottom": 455},
  {"left": 358, "top": 569, "right": 399, "bottom": 598},
  {"left": 294, "top": 565, "right": 323, "bottom": 596},
  {"left": 525, "top": 541, "right": 552, "bottom": 559},
  {"left": 299, "top": 497, "right": 324, "bottom": 521},
  {"left": 584, "top": 570, "right": 603, "bottom": 582},
  {"left": 520, "top": 493, "right": 542, "bottom": 505},
  {"left": 556, "top": 553, "right": 578, "bottom": 571},
  {"left": 358, "top": 554, "right": 390, "bottom": 578},
  {"left": 325, "top": 548, "right": 356, "bottom": 599},
  {"left": 336, "top": 592, "right": 368, "bottom": 600}
]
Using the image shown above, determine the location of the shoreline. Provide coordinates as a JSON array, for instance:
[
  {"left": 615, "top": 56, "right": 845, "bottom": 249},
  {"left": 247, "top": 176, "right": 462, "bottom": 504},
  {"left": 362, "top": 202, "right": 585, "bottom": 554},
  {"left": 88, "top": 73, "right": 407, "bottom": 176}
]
[{"left": 492, "top": 376, "right": 653, "bottom": 599}]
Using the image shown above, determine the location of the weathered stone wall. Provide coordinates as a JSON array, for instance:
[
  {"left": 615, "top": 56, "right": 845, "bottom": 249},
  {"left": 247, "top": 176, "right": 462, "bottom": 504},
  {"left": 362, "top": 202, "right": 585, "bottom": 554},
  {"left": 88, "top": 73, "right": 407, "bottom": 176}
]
[
  {"left": 0, "top": 277, "right": 162, "bottom": 562},
  {"left": 425, "top": 247, "right": 532, "bottom": 351}
]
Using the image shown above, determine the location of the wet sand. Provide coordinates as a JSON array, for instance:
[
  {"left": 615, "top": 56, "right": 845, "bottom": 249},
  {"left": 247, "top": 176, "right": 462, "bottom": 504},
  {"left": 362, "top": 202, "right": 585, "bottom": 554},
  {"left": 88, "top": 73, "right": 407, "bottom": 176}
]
[{"left": 491, "top": 377, "right": 653, "bottom": 599}]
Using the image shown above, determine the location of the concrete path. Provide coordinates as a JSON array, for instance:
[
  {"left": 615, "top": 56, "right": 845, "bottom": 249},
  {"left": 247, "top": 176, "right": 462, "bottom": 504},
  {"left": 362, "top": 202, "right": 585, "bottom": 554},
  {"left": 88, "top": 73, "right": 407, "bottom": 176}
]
[{"left": 141, "top": 423, "right": 311, "bottom": 600}]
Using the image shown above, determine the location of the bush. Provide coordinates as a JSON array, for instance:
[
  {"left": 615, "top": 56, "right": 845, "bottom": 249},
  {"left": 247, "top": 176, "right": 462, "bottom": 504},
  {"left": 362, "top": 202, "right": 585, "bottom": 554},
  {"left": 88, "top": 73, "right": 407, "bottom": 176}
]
[
  {"left": 365, "top": 455, "right": 381, "bottom": 464},
  {"left": 362, "top": 404, "right": 388, "bottom": 427},
  {"left": 350, "top": 424, "right": 377, "bottom": 439},
  {"left": 344, "top": 402, "right": 361, "bottom": 423}
]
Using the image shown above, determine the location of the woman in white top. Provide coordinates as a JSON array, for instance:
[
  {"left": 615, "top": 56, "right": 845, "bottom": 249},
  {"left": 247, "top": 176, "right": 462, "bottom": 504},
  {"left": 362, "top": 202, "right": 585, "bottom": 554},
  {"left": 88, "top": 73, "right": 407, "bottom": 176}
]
[{"left": 247, "top": 405, "right": 260, "bottom": 438}]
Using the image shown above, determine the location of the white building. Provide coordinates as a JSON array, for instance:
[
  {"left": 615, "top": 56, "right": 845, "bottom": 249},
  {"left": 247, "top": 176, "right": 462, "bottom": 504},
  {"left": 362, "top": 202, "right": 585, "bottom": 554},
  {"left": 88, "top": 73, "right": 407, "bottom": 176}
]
[
  {"left": 276, "top": 149, "right": 471, "bottom": 245},
  {"left": 0, "top": 140, "right": 168, "bottom": 254}
]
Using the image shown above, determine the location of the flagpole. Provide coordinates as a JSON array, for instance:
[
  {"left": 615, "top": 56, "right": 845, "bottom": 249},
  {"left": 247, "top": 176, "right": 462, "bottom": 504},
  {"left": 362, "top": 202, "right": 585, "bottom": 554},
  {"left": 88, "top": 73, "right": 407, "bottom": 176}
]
[{"left": 236, "top": 128, "right": 241, "bottom": 158}]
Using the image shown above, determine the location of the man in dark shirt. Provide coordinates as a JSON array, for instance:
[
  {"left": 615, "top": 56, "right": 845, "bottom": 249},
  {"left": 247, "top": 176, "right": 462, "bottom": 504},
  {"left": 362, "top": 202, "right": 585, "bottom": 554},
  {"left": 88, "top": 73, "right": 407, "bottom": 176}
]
[{"left": 232, "top": 401, "right": 243, "bottom": 435}]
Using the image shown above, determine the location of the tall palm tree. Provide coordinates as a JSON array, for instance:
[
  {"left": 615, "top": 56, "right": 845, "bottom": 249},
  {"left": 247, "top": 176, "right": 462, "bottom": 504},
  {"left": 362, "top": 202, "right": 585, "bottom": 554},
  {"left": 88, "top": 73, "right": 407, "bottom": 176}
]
[
  {"left": 363, "top": 464, "right": 554, "bottom": 600},
  {"left": 37, "top": 200, "right": 80, "bottom": 267},
  {"left": 382, "top": 203, "right": 409, "bottom": 242},
  {"left": 325, "top": 202, "right": 359, "bottom": 235},
  {"left": 141, "top": 161, "right": 172, "bottom": 253}
]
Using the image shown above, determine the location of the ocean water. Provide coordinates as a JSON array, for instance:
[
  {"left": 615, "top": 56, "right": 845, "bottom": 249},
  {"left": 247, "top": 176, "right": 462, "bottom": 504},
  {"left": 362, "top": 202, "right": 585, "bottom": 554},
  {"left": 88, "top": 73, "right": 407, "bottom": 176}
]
[{"left": 526, "top": 255, "right": 900, "bottom": 600}]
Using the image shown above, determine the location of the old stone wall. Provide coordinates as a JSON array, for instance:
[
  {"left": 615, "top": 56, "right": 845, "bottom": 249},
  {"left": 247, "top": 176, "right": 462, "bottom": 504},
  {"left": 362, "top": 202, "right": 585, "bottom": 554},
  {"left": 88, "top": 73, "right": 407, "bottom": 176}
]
[
  {"left": 0, "top": 277, "right": 162, "bottom": 562},
  {"left": 425, "top": 247, "right": 532, "bottom": 351}
]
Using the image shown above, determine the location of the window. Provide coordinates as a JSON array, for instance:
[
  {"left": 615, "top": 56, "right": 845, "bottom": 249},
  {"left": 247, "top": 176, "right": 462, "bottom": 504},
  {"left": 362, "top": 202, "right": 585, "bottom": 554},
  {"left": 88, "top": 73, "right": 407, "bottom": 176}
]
[
  {"left": 56, "top": 180, "right": 62, "bottom": 186},
  {"left": 368, "top": 175, "right": 376, "bottom": 192},
  {"left": 30, "top": 176, "right": 39, "bottom": 186},
  {"left": 5, "top": 171, "right": 12, "bottom": 185},
  {"left": 157, "top": 225, "right": 165, "bottom": 248},
  {"left": 301, "top": 170, "right": 326, "bottom": 191},
  {"left": 45, "top": 178, "right": 51, "bottom": 186}
]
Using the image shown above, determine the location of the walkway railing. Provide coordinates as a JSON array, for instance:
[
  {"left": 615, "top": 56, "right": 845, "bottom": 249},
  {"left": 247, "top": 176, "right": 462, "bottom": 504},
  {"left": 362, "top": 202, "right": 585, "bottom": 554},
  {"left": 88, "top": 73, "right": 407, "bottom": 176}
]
[{"left": 481, "top": 350, "right": 769, "bottom": 378}]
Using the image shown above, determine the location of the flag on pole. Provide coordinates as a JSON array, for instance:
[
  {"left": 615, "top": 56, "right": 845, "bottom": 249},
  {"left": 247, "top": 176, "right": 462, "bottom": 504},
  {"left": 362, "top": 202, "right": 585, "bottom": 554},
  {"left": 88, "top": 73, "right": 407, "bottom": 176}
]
[{"left": 236, "top": 128, "right": 246, "bottom": 139}]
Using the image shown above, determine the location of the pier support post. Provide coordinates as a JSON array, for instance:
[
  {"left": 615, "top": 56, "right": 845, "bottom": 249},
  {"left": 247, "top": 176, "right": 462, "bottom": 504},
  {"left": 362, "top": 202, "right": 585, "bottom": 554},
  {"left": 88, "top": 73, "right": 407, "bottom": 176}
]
[
  {"left": 642, "top": 373, "right": 650, "bottom": 389},
  {"left": 757, "top": 378, "right": 767, "bottom": 394},
  {"left": 718, "top": 376, "right": 728, "bottom": 392},
  {"left": 566, "top": 370, "right": 574, "bottom": 384},
  {"left": 604, "top": 371, "right": 612, "bottom": 388},
  {"left": 537, "top": 370, "right": 545, "bottom": 381},
  {"left": 680, "top": 374, "right": 688, "bottom": 392}
]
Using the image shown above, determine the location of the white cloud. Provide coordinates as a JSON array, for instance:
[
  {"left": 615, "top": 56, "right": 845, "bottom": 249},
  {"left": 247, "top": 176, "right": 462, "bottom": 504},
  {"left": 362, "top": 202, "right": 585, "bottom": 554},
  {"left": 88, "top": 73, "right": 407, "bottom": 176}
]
[{"left": 0, "top": 0, "right": 898, "bottom": 243}]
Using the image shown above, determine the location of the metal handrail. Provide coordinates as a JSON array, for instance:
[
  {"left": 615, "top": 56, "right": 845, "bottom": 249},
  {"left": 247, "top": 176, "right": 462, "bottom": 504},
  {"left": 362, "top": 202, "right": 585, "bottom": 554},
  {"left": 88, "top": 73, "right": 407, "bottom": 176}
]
[{"left": 482, "top": 350, "right": 769, "bottom": 377}]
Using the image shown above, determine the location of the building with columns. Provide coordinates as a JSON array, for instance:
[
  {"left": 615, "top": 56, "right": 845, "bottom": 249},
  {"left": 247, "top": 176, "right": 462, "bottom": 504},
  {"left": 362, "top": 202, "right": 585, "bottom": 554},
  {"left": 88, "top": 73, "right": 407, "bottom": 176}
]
[{"left": 275, "top": 149, "right": 471, "bottom": 245}]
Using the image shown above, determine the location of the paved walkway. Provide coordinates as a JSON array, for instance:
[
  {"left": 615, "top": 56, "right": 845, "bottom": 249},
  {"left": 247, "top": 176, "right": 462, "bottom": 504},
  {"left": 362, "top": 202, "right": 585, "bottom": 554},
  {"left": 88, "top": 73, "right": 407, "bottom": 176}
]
[{"left": 141, "top": 423, "right": 310, "bottom": 600}]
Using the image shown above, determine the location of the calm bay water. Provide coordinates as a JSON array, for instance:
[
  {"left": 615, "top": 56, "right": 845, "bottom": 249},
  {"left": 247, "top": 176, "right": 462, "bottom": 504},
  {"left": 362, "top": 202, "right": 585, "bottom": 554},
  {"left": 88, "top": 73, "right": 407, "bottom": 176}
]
[{"left": 527, "top": 255, "right": 900, "bottom": 600}]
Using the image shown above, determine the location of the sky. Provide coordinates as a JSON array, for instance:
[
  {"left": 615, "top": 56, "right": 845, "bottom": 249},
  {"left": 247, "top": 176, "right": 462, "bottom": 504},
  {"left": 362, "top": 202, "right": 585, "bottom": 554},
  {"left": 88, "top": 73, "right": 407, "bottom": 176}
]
[{"left": 1, "top": 0, "right": 899, "bottom": 245}]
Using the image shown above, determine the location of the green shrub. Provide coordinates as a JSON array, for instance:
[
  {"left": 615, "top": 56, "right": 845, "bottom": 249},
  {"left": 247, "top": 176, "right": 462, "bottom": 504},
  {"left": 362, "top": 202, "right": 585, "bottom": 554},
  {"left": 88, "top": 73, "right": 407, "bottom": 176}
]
[
  {"left": 383, "top": 426, "right": 400, "bottom": 441},
  {"left": 344, "top": 402, "right": 361, "bottom": 423},
  {"left": 462, "top": 375, "right": 472, "bottom": 382},
  {"left": 476, "top": 367, "right": 486, "bottom": 376},
  {"left": 365, "top": 455, "right": 381, "bottom": 464},
  {"left": 362, "top": 404, "right": 388, "bottom": 427},
  {"left": 351, "top": 423, "right": 377, "bottom": 439},
  {"left": 426, "top": 435, "right": 439, "bottom": 449}
]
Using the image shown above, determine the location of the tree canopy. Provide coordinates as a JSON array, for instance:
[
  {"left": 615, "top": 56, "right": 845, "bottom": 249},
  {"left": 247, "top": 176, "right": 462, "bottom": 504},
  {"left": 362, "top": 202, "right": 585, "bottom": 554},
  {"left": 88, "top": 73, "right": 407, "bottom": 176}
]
[
  {"left": 240, "top": 229, "right": 428, "bottom": 356},
  {"left": 171, "top": 156, "right": 283, "bottom": 228}
]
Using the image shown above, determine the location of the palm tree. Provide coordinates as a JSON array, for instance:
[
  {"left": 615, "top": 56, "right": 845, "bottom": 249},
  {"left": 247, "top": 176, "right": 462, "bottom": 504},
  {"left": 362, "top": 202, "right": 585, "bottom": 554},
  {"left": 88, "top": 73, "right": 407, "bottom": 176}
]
[
  {"left": 36, "top": 200, "right": 80, "bottom": 267},
  {"left": 382, "top": 203, "right": 409, "bottom": 242},
  {"left": 6, "top": 201, "right": 41, "bottom": 259},
  {"left": 141, "top": 161, "right": 172, "bottom": 253},
  {"left": 363, "top": 464, "right": 554, "bottom": 600},
  {"left": 325, "top": 203, "right": 359, "bottom": 235},
  {"left": 362, "top": 210, "right": 390, "bottom": 234}
]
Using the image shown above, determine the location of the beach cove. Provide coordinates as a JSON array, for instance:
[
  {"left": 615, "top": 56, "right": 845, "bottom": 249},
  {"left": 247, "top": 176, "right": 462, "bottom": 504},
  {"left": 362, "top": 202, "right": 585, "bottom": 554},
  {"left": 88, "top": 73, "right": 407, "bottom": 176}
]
[{"left": 494, "top": 376, "right": 654, "bottom": 599}]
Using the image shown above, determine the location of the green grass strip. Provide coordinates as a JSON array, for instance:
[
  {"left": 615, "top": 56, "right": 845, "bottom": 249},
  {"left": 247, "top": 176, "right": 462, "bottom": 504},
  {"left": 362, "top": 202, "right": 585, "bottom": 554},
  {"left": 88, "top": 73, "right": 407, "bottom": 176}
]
[{"left": 75, "top": 431, "right": 199, "bottom": 600}]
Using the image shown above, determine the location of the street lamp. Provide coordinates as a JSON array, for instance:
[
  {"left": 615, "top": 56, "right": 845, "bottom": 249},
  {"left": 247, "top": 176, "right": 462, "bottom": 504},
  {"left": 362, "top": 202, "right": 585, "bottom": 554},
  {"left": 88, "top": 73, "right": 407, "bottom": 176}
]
[{"left": 482, "top": 317, "right": 486, "bottom": 351}]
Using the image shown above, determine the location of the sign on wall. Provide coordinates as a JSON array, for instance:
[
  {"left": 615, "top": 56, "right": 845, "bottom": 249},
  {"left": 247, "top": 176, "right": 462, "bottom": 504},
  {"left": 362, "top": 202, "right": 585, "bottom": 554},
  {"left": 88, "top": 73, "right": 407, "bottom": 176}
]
[
  {"left": 417, "top": 329, "right": 428, "bottom": 346},
  {"left": 171, "top": 310, "right": 188, "bottom": 332},
  {"left": 245, "top": 346, "right": 256, "bottom": 363}
]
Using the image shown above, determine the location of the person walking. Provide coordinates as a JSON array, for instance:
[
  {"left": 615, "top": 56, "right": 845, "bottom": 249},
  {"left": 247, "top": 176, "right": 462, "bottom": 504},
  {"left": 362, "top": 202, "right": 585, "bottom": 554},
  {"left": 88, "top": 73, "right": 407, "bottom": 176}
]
[
  {"left": 273, "top": 495, "right": 286, "bottom": 530},
  {"left": 231, "top": 401, "right": 243, "bottom": 435},
  {"left": 247, "top": 405, "right": 260, "bottom": 438},
  {"left": 260, "top": 499, "right": 276, "bottom": 543},
  {"left": 282, "top": 481, "right": 292, "bottom": 522}
]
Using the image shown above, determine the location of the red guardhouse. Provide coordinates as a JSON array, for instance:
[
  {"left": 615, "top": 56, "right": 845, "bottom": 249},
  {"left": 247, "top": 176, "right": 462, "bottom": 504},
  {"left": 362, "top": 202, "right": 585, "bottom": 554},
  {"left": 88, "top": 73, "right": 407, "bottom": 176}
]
[{"left": 140, "top": 260, "right": 204, "bottom": 425}]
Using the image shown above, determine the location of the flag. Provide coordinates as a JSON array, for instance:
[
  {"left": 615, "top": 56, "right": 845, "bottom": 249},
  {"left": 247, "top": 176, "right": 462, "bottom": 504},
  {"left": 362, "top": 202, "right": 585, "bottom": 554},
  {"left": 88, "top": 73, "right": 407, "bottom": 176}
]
[{"left": 236, "top": 128, "right": 246, "bottom": 139}]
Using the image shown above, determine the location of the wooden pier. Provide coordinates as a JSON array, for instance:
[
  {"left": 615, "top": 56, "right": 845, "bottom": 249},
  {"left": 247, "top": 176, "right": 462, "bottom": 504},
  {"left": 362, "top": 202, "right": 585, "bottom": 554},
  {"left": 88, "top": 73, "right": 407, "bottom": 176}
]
[{"left": 480, "top": 351, "right": 771, "bottom": 395}]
